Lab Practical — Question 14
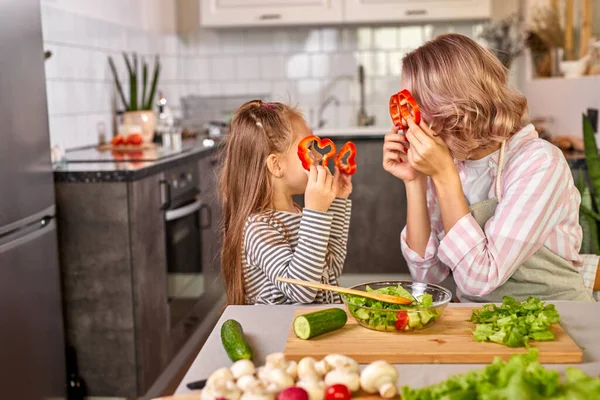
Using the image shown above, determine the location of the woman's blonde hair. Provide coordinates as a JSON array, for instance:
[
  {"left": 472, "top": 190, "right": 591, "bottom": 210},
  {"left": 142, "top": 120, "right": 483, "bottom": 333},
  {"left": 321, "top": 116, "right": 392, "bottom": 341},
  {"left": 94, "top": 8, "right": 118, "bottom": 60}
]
[
  {"left": 402, "top": 34, "right": 527, "bottom": 160},
  {"left": 219, "top": 100, "right": 303, "bottom": 305}
]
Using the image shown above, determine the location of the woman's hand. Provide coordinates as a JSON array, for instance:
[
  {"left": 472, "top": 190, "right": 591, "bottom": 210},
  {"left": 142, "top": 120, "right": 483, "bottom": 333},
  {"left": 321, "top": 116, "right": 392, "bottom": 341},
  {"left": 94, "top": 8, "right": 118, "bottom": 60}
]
[
  {"left": 333, "top": 167, "right": 353, "bottom": 199},
  {"left": 405, "top": 118, "right": 456, "bottom": 183},
  {"left": 305, "top": 165, "right": 336, "bottom": 212},
  {"left": 383, "top": 125, "right": 423, "bottom": 182}
]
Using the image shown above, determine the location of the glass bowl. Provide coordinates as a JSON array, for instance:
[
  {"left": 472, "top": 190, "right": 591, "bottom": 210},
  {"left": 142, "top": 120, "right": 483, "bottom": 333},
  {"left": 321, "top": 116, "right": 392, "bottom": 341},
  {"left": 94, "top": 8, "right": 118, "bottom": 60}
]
[{"left": 341, "top": 281, "right": 452, "bottom": 332}]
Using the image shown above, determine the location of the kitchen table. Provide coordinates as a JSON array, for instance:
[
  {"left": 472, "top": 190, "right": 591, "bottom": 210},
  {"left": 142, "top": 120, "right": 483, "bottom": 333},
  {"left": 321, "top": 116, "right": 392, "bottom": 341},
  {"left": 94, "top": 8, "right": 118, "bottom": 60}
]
[{"left": 175, "top": 302, "right": 600, "bottom": 394}]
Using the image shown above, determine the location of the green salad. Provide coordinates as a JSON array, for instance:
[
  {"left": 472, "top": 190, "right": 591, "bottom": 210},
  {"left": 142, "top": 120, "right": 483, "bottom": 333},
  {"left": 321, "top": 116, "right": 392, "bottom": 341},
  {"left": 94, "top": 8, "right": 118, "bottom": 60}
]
[
  {"left": 401, "top": 349, "right": 600, "bottom": 400},
  {"left": 342, "top": 284, "right": 441, "bottom": 332},
  {"left": 470, "top": 296, "right": 561, "bottom": 348}
]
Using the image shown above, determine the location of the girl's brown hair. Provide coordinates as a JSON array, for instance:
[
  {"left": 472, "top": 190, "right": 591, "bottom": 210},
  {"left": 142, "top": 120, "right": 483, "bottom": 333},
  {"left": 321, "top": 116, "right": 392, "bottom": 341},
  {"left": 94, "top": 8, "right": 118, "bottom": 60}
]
[
  {"left": 219, "top": 100, "right": 303, "bottom": 305},
  {"left": 402, "top": 34, "right": 528, "bottom": 160}
]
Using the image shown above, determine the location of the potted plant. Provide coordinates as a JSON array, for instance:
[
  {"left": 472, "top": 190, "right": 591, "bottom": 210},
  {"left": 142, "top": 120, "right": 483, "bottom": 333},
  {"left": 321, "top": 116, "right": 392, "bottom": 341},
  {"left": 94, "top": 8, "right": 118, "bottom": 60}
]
[
  {"left": 479, "top": 13, "right": 524, "bottom": 70},
  {"left": 577, "top": 115, "right": 600, "bottom": 254},
  {"left": 108, "top": 53, "right": 161, "bottom": 143}
]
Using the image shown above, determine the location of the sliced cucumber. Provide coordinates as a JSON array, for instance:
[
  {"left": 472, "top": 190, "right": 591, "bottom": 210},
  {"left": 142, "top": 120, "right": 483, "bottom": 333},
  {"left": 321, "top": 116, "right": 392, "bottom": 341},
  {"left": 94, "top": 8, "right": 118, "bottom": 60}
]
[
  {"left": 354, "top": 308, "right": 370, "bottom": 320},
  {"left": 293, "top": 308, "right": 348, "bottom": 340},
  {"left": 419, "top": 310, "right": 434, "bottom": 325},
  {"left": 408, "top": 311, "right": 421, "bottom": 328}
]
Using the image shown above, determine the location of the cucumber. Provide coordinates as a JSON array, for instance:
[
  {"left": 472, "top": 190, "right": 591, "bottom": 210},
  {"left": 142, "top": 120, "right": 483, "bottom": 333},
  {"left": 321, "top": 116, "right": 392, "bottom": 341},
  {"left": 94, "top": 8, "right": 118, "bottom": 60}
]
[
  {"left": 221, "top": 319, "right": 253, "bottom": 361},
  {"left": 419, "top": 310, "right": 434, "bottom": 325},
  {"left": 293, "top": 308, "right": 348, "bottom": 340},
  {"left": 408, "top": 311, "right": 422, "bottom": 328},
  {"left": 354, "top": 308, "right": 370, "bottom": 320}
]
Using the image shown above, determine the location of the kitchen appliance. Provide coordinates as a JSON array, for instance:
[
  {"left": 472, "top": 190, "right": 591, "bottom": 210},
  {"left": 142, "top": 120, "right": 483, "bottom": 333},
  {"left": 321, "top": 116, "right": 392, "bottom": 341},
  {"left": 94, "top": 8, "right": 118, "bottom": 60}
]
[
  {"left": 0, "top": 0, "right": 67, "bottom": 399},
  {"left": 284, "top": 307, "right": 582, "bottom": 364},
  {"left": 161, "top": 163, "right": 211, "bottom": 327}
]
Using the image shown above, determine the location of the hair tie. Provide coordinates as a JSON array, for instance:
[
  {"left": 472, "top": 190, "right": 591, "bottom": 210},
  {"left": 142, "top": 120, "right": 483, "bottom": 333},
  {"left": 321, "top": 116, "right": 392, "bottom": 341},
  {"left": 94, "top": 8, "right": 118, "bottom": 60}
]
[{"left": 261, "top": 104, "right": 275, "bottom": 110}]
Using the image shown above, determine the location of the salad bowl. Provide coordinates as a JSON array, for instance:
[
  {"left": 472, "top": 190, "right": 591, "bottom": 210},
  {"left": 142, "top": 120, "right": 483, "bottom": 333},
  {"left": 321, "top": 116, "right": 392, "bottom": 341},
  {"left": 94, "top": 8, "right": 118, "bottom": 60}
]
[{"left": 341, "top": 281, "right": 452, "bottom": 332}]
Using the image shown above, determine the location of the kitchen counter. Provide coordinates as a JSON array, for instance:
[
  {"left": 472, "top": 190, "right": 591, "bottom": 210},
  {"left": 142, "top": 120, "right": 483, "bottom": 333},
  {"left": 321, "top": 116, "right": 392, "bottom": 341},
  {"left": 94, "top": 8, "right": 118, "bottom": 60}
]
[
  {"left": 174, "top": 302, "right": 600, "bottom": 395},
  {"left": 53, "top": 139, "right": 221, "bottom": 183}
]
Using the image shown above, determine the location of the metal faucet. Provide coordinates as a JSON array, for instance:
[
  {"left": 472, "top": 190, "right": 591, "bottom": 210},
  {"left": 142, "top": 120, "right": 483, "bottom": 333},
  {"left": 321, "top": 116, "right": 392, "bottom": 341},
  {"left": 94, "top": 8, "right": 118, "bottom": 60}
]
[
  {"left": 317, "top": 95, "right": 340, "bottom": 129},
  {"left": 357, "top": 64, "right": 375, "bottom": 127}
]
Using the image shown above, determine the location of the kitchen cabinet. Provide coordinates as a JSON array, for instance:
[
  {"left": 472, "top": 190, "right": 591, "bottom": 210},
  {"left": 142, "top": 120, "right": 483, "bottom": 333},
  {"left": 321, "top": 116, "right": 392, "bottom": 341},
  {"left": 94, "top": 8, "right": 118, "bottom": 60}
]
[
  {"left": 200, "top": 0, "right": 344, "bottom": 27},
  {"left": 344, "top": 0, "right": 492, "bottom": 23}
]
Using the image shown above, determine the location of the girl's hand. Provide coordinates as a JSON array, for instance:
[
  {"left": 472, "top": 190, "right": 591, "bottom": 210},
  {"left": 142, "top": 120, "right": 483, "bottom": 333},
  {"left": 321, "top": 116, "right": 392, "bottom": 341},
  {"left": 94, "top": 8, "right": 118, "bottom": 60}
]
[
  {"left": 405, "top": 118, "right": 456, "bottom": 183},
  {"left": 383, "top": 125, "right": 423, "bottom": 182},
  {"left": 333, "top": 167, "right": 353, "bottom": 199},
  {"left": 305, "top": 165, "right": 336, "bottom": 212}
]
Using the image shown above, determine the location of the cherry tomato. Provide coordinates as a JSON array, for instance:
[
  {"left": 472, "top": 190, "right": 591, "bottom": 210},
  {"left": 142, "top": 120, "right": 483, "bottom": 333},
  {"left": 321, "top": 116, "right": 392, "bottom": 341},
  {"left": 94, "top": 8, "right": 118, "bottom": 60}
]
[
  {"left": 126, "top": 133, "right": 143, "bottom": 146},
  {"left": 325, "top": 384, "right": 351, "bottom": 400},
  {"left": 395, "top": 310, "right": 408, "bottom": 331},
  {"left": 111, "top": 135, "right": 125, "bottom": 146}
]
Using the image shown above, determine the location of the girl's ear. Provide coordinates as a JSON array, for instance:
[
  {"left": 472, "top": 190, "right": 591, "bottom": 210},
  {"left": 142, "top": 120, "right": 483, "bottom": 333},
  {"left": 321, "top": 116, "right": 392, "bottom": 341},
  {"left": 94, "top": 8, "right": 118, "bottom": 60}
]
[{"left": 266, "top": 154, "right": 284, "bottom": 178}]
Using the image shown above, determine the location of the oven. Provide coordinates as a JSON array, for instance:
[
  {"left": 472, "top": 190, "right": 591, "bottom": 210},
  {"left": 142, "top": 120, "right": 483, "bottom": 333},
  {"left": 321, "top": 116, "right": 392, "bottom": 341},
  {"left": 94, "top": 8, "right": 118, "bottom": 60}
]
[{"left": 161, "top": 162, "right": 210, "bottom": 328}]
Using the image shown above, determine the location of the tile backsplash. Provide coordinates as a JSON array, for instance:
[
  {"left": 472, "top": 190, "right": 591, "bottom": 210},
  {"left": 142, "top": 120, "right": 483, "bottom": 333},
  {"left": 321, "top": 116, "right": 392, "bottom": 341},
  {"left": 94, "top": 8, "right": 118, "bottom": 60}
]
[{"left": 41, "top": 3, "right": 485, "bottom": 151}]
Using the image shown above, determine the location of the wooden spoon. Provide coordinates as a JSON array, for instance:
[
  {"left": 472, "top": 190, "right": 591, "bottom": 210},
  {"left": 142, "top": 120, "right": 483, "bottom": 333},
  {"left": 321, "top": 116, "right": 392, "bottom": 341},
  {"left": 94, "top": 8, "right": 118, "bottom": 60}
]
[{"left": 276, "top": 277, "right": 413, "bottom": 305}]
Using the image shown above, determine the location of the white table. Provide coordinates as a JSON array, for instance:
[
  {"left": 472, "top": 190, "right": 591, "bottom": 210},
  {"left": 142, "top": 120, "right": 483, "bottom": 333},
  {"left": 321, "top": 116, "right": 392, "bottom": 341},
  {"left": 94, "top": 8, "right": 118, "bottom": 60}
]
[{"left": 175, "top": 302, "right": 600, "bottom": 394}]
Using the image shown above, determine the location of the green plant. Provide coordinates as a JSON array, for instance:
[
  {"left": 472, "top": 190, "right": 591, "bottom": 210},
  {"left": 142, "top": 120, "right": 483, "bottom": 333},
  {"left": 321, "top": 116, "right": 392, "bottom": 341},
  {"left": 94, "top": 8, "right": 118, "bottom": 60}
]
[
  {"left": 578, "top": 114, "right": 600, "bottom": 254},
  {"left": 108, "top": 52, "right": 160, "bottom": 112}
]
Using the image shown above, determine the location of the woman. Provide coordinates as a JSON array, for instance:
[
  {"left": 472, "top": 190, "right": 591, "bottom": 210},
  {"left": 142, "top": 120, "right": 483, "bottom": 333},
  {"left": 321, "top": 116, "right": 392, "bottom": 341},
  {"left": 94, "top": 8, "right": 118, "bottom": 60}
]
[{"left": 383, "top": 34, "right": 593, "bottom": 302}]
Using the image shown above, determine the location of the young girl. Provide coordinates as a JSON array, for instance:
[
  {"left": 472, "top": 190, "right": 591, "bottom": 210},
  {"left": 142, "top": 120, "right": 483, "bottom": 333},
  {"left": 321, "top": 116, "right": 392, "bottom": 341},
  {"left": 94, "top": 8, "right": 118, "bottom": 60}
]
[
  {"left": 220, "top": 100, "right": 352, "bottom": 305},
  {"left": 383, "top": 34, "right": 593, "bottom": 302}
]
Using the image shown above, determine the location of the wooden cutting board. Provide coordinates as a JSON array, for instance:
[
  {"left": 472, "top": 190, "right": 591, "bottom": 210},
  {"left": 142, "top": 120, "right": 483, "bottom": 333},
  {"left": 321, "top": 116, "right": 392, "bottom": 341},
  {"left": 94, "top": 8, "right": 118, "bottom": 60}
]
[{"left": 284, "top": 307, "right": 583, "bottom": 364}]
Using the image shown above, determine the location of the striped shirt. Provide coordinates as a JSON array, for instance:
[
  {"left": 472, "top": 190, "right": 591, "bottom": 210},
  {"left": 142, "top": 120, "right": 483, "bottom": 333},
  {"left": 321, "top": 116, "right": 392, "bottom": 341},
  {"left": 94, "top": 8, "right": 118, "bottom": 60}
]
[
  {"left": 401, "top": 124, "right": 583, "bottom": 298},
  {"left": 243, "top": 198, "right": 351, "bottom": 304}
]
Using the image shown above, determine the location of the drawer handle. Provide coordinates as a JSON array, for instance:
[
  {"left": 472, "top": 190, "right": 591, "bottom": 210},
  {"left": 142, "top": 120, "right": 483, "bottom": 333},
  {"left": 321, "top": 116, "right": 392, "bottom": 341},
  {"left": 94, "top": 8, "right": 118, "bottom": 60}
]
[
  {"left": 406, "top": 9, "right": 427, "bottom": 16},
  {"left": 259, "top": 13, "right": 282, "bottom": 20}
]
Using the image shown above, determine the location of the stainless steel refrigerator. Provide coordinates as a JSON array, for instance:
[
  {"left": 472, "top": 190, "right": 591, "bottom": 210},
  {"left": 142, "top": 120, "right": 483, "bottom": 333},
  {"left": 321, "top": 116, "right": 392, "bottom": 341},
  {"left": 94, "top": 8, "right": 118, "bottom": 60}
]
[{"left": 0, "top": 0, "right": 67, "bottom": 399}]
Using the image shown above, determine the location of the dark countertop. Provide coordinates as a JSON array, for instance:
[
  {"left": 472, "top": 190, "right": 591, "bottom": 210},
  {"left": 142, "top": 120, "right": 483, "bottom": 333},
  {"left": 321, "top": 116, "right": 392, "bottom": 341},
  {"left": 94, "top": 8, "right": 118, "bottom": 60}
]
[{"left": 54, "top": 139, "right": 222, "bottom": 183}]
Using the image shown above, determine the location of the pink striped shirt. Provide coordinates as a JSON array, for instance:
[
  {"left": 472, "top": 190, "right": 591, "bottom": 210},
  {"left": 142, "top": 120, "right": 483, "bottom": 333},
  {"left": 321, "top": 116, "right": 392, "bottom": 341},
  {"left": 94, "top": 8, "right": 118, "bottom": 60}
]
[{"left": 401, "top": 124, "right": 583, "bottom": 298}]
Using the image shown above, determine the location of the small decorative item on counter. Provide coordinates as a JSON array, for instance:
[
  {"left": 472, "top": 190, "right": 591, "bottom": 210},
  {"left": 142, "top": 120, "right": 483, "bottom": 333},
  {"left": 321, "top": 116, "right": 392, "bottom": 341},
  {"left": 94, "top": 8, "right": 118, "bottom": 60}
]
[
  {"left": 334, "top": 142, "right": 357, "bottom": 176},
  {"left": 297, "top": 135, "right": 336, "bottom": 171},
  {"left": 108, "top": 52, "right": 161, "bottom": 143},
  {"left": 97, "top": 121, "right": 107, "bottom": 146},
  {"left": 479, "top": 13, "right": 524, "bottom": 70},
  {"left": 389, "top": 90, "right": 421, "bottom": 128},
  {"left": 525, "top": 4, "right": 565, "bottom": 78},
  {"left": 50, "top": 144, "right": 65, "bottom": 164},
  {"left": 550, "top": 136, "right": 584, "bottom": 152},
  {"left": 293, "top": 308, "right": 348, "bottom": 340}
]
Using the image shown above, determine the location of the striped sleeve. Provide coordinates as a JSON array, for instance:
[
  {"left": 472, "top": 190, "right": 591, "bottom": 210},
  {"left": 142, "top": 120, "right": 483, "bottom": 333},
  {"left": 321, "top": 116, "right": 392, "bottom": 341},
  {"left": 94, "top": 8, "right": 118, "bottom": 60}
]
[
  {"left": 245, "top": 209, "right": 334, "bottom": 303},
  {"left": 401, "top": 178, "right": 450, "bottom": 284},
  {"left": 437, "top": 149, "right": 575, "bottom": 297},
  {"left": 328, "top": 198, "right": 352, "bottom": 278}
]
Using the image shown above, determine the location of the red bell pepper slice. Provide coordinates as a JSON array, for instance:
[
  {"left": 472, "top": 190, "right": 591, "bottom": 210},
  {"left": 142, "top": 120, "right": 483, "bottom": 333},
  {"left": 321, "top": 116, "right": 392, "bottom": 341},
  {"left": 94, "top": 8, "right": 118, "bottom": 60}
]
[
  {"left": 298, "top": 135, "right": 336, "bottom": 171},
  {"left": 334, "top": 141, "right": 357, "bottom": 175},
  {"left": 389, "top": 89, "right": 421, "bottom": 128},
  {"left": 395, "top": 310, "right": 408, "bottom": 331}
]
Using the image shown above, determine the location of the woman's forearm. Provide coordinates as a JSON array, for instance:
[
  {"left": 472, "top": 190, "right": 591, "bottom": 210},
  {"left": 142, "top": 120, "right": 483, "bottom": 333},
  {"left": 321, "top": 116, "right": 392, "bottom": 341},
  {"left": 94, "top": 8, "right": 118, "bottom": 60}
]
[
  {"left": 405, "top": 177, "right": 431, "bottom": 258},
  {"left": 432, "top": 169, "right": 470, "bottom": 233}
]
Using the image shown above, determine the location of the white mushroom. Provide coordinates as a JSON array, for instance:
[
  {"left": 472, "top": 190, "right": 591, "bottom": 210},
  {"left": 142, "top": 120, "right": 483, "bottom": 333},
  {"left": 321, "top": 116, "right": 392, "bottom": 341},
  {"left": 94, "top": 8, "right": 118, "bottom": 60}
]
[
  {"left": 261, "top": 368, "right": 295, "bottom": 394},
  {"left": 201, "top": 379, "right": 242, "bottom": 400},
  {"left": 324, "top": 369, "right": 360, "bottom": 392},
  {"left": 206, "top": 367, "right": 234, "bottom": 385},
  {"left": 231, "top": 359, "right": 256, "bottom": 379},
  {"left": 286, "top": 360, "right": 298, "bottom": 380},
  {"left": 323, "top": 354, "right": 359, "bottom": 373},
  {"left": 314, "top": 359, "right": 331, "bottom": 376},
  {"left": 298, "top": 357, "right": 320, "bottom": 381},
  {"left": 265, "top": 352, "right": 287, "bottom": 369},
  {"left": 297, "top": 378, "right": 326, "bottom": 400},
  {"left": 240, "top": 379, "right": 275, "bottom": 400},
  {"left": 360, "top": 361, "right": 399, "bottom": 398},
  {"left": 237, "top": 375, "right": 260, "bottom": 392}
]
